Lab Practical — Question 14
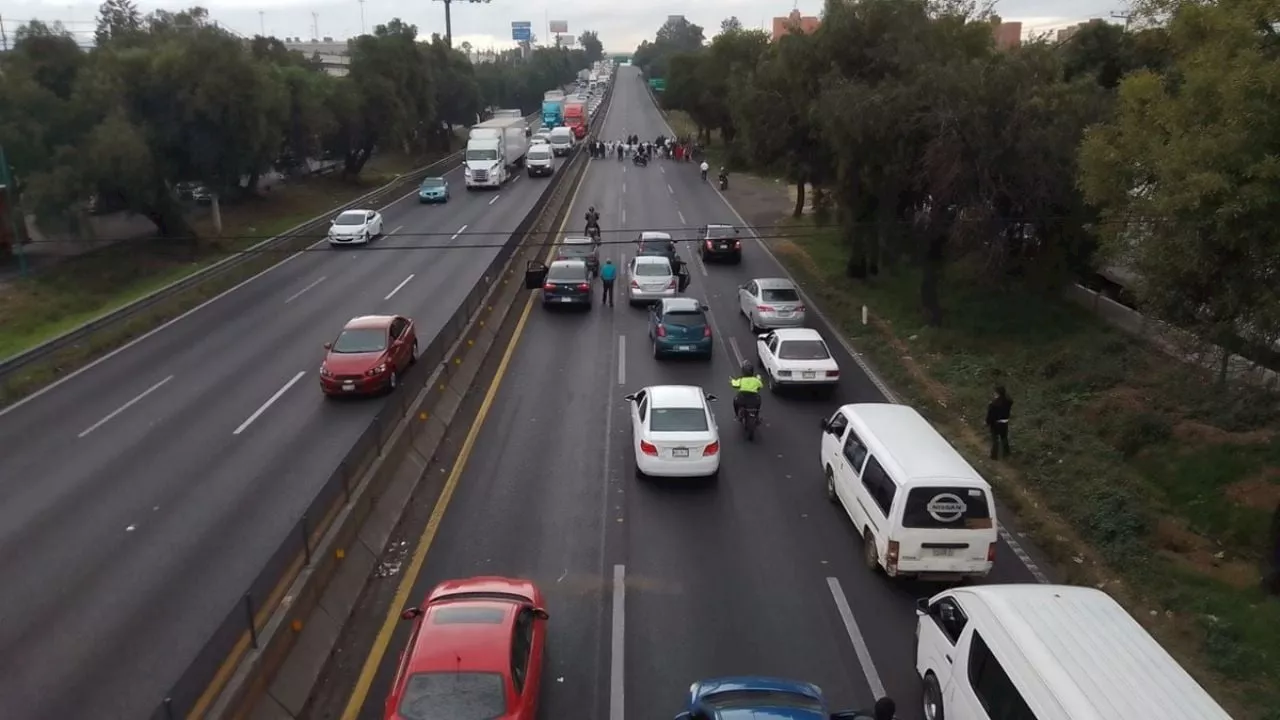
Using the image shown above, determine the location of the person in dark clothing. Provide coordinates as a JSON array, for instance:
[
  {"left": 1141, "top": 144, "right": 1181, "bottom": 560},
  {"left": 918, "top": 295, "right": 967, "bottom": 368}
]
[
  {"left": 1266, "top": 501, "right": 1280, "bottom": 597},
  {"left": 870, "top": 697, "right": 896, "bottom": 720},
  {"left": 986, "top": 385, "right": 1013, "bottom": 459}
]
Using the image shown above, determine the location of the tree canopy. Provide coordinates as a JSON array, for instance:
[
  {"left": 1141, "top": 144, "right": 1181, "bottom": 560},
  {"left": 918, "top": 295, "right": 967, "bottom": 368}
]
[
  {"left": 635, "top": 0, "right": 1280, "bottom": 341},
  {"left": 0, "top": 1, "right": 587, "bottom": 242}
]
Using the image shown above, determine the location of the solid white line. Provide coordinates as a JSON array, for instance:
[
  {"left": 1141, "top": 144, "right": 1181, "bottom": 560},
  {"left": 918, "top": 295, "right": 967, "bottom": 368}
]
[
  {"left": 233, "top": 371, "right": 305, "bottom": 435},
  {"left": 389, "top": 225, "right": 404, "bottom": 235},
  {"left": 667, "top": 184, "right": 674, "bottom": 194},
  {"left": 826, "top": 577, "right": 886, "bottom": 698},
  {"left": 489, "top": 195, "right": 500, "bottom": 205},
  {"left": 285, "top": 276, "right": 327, "bottom": 304},
  {"left": 617, "top": 335, "right": 626, "bottom": 385},
  {"left": 385, "top": 274, "right": 415, "bottom": 300},
  {"left": 677, "top": 210, "right": 686, "bottom": 225},
  {"left": 693, "top": 251, "right": 708, "bottom": 277},
  {"left": 622, "top": 182, "right": 626, "bottom": 194},
  {"left": 78, "top": 375, "right": 174, "bottom": 438},
  {"left": 621, "top": 208, "right": 626, "bottom": 225},
  {"left": 610, "top": 564, "right": 626, "bottom": 720},
  {"left": 728, "top": 337, "right": 745, "bottom": 366},
  {"left": 452, "top": 224, "right": 467, "bottom": 241},
  {"left": 659, "top": 165, "right": 665, "bottom": 174}
]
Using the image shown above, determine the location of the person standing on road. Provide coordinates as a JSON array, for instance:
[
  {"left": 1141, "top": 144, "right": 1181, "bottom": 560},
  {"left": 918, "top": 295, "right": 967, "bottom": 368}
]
[
  {"left": 599, "top": 259, "right": 616, "bottom": 307},
  {"left": 986, "top": 385, "right": 1013, "bottom": 459}
]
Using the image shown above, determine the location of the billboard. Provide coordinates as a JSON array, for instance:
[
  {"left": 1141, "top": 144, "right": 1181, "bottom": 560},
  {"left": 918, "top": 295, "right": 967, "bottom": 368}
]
[
  {"left": 511, "top": 21, "right": 531, "bottom": 42},
  {"left": 560, "top": 35, "right": 576, "bottom": 47},
  {"left": 667, "top": 15, "right": 685, "bottom": 24},
  {"left": 549, "top": 20, "right": 568, "bottom": 33}
]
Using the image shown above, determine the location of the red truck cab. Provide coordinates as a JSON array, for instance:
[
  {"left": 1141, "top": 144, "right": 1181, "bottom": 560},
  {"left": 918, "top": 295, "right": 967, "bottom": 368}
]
[{"left": 564, "top": 103, "right": 587, "bottom": 139}]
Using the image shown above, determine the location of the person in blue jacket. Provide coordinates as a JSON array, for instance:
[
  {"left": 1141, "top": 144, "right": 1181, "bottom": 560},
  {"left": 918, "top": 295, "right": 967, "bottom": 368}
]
[{"left": 599, "top": 259, "right": 617, "bottom": 307}]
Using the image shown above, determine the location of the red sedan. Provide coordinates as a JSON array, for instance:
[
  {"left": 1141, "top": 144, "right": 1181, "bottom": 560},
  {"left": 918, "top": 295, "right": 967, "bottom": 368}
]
[
  {"left": 319, "top": 315, "right": 417, "bottom": 397},
  {"left": 385, "top": 576, "right": 549, "bottom": 720}
]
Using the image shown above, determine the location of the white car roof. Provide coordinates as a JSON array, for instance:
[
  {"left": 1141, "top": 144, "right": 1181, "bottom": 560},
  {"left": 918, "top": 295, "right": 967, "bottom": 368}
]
[
  {"left": 640, "top": 231, "right": 672, "bottom": 241},
  {"left": 562, "top": 236, "right": 593, "bottom": 245},
  {"left": 647, "top": 385, "right": 706, "bottom": 408},
  {"left": 754, "top": 277, "right": 796, "bottom": 290},
  {"left": 339, "top": 209, "right": 371, "bottom": 217},
  {"left": 770, "top": 328, "right": 824, "bottom": 342},
  {"left": 838, "top": 403, "right": 988, "bottom": 488},
  {"left": 632, "top": 255, "right": 672, "bottom": 268},
  {"left": 661, "top": 297, "right": 702, "bottom": 313}
]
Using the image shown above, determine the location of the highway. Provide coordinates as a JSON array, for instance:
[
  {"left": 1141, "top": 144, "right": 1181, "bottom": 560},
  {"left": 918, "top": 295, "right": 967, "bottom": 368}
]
[
  {"left": 0, "top": 114, "right": 568, "bottom": 717},
  {"left": 339, "top": 66, "right": 1045, "bottom": 720}
]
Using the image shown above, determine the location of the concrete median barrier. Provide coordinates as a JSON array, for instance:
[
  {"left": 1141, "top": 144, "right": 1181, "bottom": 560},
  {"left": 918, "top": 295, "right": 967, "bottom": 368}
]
[{"left": 192, "top": 85, "right": 612, "bottom": 720}]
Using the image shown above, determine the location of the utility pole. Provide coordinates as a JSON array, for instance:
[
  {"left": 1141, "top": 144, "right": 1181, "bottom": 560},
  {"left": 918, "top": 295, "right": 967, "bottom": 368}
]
[
  {"left": 311, "top": 11, "right": 319, "bottom": 40},
  {"left": 0, "top": 145, "right": 28, "bottom": 277},
  {"left": 258, "top": 10, "right": 265, "bottom": 36},
  {"left": 1110, "top": 11, "right": 1133, "bottom": 30},
  {"left": 0, "top": 15, "right": 8, "bottom": 52},
  {"left": 357, "top": 0, "right": 366, "bottom": 35},
  {"left": 433, "top": 0, "right": 454, "bottom": 47}
]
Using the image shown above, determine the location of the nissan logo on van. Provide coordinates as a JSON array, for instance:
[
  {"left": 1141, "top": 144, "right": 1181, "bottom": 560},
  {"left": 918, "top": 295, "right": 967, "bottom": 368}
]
[{"left": 926, "top": 493, "right": 967, "bottom": 523}]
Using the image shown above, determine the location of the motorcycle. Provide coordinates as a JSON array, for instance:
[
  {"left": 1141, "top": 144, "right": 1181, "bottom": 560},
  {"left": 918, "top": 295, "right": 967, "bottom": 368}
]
[
  {"left": 588, "top": 225, "right": 602, "bottom": 244},
  {"left": 719, "top": 173, "right": 729, "bottom": 191},
  {"left": 633, "top": 154, "right": 648, "bottom": 167},
  {"left": 738, "top": 406, "right": 761, "bottom": 441}
]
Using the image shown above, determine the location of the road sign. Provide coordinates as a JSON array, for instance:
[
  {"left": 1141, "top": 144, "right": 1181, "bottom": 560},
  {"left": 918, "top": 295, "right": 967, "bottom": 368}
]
[
  {"left": 560, "top": 35, "right": 575, "bottom": 47},
  {"left": 549, "top": 20, "right": 568, "bottom": 33},
  {"left": 649, "top": 78, "right": 666, "bottom": 92},
  {"left": 511, "top": 21, "right": 531, "bottom": 42}
]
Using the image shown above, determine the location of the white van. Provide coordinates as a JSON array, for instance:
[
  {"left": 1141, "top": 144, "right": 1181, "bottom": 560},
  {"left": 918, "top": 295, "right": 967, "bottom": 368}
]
[
  {"left": 915, "top": 584, "right": 1233, "bottom": 720},
  {"left": 549, "top": 127, "right": 574, "bottom": 157},
  {"left": 819, "top": 403, "right": 997, "bottom": 580}
]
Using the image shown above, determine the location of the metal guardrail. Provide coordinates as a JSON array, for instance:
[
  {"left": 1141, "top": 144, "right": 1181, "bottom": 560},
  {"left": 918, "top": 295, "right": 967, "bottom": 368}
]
[
  {"left": 0, "top": 112, "right": 541, "bottom": 395},
  {"left": 145, "top": 86, "right": 613, "bottom": 720}
]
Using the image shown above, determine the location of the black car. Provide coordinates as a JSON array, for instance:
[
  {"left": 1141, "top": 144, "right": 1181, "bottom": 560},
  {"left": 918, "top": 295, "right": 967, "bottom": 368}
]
[
  {"left": 698, "top": 223, "right": 742, "bottom": 263},
  {"left": 525, "top": 259, "right": 593, "bottom": 309}
]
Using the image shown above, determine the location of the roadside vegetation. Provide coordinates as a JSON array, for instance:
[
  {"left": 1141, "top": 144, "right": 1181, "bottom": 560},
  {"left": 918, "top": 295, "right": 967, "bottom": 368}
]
[
  {"left": 635, "top": 1, "right": 1280, "bottom": 717},
  {"left": 0, "top": 1, "right": 605, "bottom": 393}
]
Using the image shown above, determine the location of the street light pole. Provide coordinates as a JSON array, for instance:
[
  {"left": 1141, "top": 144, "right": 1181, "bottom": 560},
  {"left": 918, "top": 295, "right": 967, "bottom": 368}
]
[{"left": 0, "top": 144, "right": 27, "bottom": 277}]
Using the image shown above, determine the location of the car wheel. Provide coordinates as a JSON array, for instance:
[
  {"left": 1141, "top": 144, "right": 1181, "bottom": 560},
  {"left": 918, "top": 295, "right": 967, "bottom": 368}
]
[
  {"left": 826, "top": 468, "right": 837, "bottom": 503},
  {"left": 363, "top": 232, "right": 370, "bottom": 244},
  {"left": 922, "top": 673, "right": 945, "bottom": 720},
  {"left": 409, "top": 340, "right": 418, "bottom": 365},
  {"left": 863, "top": 529, "right": 880, "bottom": 572},
  {"left": 634, "top": 463, "right": 646, "bottom": 480},
  {"left": 732, "top": 254, "right": 742, "bottom": 265},
  {"left": 767, "top": 369, "right": 780, "bottom": 393}
]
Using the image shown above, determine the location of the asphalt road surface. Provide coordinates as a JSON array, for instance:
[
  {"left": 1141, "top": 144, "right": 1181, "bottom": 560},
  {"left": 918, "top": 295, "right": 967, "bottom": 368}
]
[
  {"left": 0, "top": 120, "right": 569, "bottom": 718},
  {"left": 343, "top": 66, "right": 1045, "bottom": 720}
]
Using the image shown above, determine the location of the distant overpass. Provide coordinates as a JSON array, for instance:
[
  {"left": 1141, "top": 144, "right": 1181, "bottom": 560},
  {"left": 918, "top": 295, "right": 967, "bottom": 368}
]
[{"left": 607, "top": 52, "right": 633, "bottom": 62}]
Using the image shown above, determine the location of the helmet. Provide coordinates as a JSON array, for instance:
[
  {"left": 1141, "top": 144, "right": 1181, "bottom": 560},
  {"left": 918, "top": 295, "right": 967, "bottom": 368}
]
[
  {"left": 589, "top": 206, "right": 596, "bottom": 213},
  {"left": 740, "top": 360, "right": 754, "bottom": 376}
]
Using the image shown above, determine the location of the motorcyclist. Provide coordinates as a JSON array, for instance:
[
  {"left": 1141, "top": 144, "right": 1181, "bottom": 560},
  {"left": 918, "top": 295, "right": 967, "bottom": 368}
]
[
  {"left": 585, "top": 207, "right": 601, "bottom": 236},
  {"left": 729, "top": 360, "right": 764, "bottom": 421},
  {"left": 718, "top": 166, "right": 728, "bottom": 187},
  {"left": 700, "top": 160, "right": 709, "bottom": 182}
]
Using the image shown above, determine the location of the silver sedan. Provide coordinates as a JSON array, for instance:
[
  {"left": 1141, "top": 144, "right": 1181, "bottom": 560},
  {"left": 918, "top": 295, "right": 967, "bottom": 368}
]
[{"left": 738, "top": 277, "right": 807, "bottom": 331}]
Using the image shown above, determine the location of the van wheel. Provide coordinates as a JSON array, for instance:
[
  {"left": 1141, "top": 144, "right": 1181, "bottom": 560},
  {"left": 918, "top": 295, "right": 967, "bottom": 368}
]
[
  {"left": 922, "top": 672, "right": 945, "bottom": 720},
  {"left": 862, "top": 529, "right": 880, "bottom": 572},
  {"left": 825, "top": 468, "right": 837, "bottom": 503}
]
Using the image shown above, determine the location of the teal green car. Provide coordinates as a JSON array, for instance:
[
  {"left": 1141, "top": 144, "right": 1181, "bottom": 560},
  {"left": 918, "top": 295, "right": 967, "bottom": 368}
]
[
  {"left": 649, "top": 297, "right": 713, "bottom": 359},
  {"left": 418, "top": 177, "right": 449, "bottom": 203}
]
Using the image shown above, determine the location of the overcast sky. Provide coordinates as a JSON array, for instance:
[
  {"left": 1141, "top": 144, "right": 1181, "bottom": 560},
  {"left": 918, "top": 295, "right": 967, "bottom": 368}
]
[{"left": 0, "top": 0, "right": 1131, "bottom": 52}]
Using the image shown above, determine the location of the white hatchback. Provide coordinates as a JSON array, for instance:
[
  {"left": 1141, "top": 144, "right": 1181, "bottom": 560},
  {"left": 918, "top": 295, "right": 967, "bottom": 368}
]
[{"left": 624, "top": 385, "right": 720, "bottom": 480}]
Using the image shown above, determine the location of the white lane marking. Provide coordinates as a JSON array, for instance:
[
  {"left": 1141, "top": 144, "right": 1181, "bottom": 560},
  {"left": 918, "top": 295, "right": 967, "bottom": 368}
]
[
  {"left": 489, "top": 195, "right": 500, "bottom": 205},
  {"left": 452, "top": 224, "right": 467, "bottom": 241},
  {"left": 622, "top": 182, "right": 626, "bottom": 194},
  {"left": 511, "top": 175, "right": 520, "bottom": 184},
  {"left": 667, "top": 184, "right": 674, "bottom": 194},
  {"left": 385, "top": 274, "right": 415, "bottom": 301},
  {"left": 826, "top": 577, "right": 886, "bottom": 698},
  {"left": 693, "top": 250, "right": 708, "bottom": 277},
  {"left": 617, "top": 335, "right": 626, "bottom": 385},
  {"left": 285, "top": 276, "right": 327, "bottom": 304},
  {"left": 610, "top": 564, "right": 626, "bottom": 720},
  {"left": 677, "top": 210, "right": 686, "bottom": 225},
  {"left": 659, "top": 165, "right": 665, "bottom": 174},
  {"left": 728, "top": 337, "right": 745, "bottom": 367},
  {"left": 621, "top": 208, "right": 626, "bottom": 225},
  {"left": 233, "top": 371, "right": 305, "bottom": 435},
  {"left": 78, "top": 375, "right": 174, "bottom": 438},
  {"left": 389, "top": 225, "right": 404, "bottom": 235}
]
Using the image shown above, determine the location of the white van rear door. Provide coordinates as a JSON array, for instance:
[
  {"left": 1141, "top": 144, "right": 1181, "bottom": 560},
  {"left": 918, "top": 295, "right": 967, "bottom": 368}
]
[{"left": 895, "top": 485, "right": 996, "bottom": 570}]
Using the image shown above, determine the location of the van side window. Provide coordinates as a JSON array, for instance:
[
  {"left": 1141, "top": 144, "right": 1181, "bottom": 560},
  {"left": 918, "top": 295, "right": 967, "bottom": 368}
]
[
  {"left": 968, "top": 632, "right": 1038, "bottom": 720},
  {"left": 929, "top": 598, "right": 968, "bottom": 644},
  {"left": 842, "top": 431, "right": 868, "bottom": 473},
  {"left": 861, "top": 456, "right": 897, "bottom": 517}
]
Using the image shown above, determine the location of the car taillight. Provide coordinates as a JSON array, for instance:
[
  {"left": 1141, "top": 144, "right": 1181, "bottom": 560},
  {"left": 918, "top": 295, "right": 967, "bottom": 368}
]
[
  {"left": 826, "top": 370, "right": 840, "bottom": 378},
  {"left": 703, "top": 326, "right": 712, "bottom": 337},
  {"left": 544, "top": 283, "right": 555, "bottom": 291},
  {"left": 733, "top": 239, "right": 742, "bottom": 248},
  {"left": 987, "top": 542, "right": 997, "bottom": 562},
  {"left": 703, "top": 441, "right": 719, "bottom": 456},
  {"left": 705, "top": 240, "right": 713, "bottom": 249},
  {"left": 666, "top": 278, "right": 677, "bottom": 289},
  {"left": 631, "top": 280, "right": 640, "bottom": 289},
  {"left": 640, "top": 440, "right": 658, "bottom": 456},
  {"left": 887, "top": 540, "right": 900, "bottom": 574},
  {"left": 578, "top": 283, "right": 591, "bottom": 291},
  {"left": 797, "top": 304, "right": 806, "bottom": 312},
  {"left": 757, "top": 305, "right": 775, "bottom": 313},
  {"left": 656, "top": 325, "right": 666, "bottom": 337}
]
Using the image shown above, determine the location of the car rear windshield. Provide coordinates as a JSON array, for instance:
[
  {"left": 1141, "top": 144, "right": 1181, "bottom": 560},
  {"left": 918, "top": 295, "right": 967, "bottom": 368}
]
[
  {"left": 333, "top": 212, "right": 365, "bottom": 226},
  {"left": 397, "top": 672, "right": 506, "bottom": 720},
  {"left": 639, "top": 239, "right": 671, "bottom": 253},
  {"left": 547, "top": 264, "right": 587, "bottom": 282},
  {"left": 706, "top": 226, "right": 738, "bottom": 239},
  {"left": 634, "top": 262, "right": 670, "bottom": 276},
  {"left": 663, "top": 310, "right": 706, "bottom": 327},
  {"left": 558, "top": 245, "right": 592, "bottom": 258},
  {"left": 705, "top": 690, "right": 822, "bottom": 711},
  {"left": 332, "top": 328, "right": 386, "bottom": 353},
  {"left": 650, "top": 407, "right": 708, "bottom": 432},
  {"left": 901, "top": 486, "right": 994, "bottom": 529},
  {"left": 762, "top": 288, "right": 800, "bottom": 302},
  {"left": 778, "top": 340, "right": 830, "bottom": 360}
]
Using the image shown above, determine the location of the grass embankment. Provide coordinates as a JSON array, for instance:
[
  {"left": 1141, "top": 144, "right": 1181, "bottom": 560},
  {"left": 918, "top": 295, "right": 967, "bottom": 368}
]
[
  {"left": 0, "top": 151, "right": 452, "bottom": 405},
  {"left": 774, "top": 214, "right": 1280, "bottom": 718}
]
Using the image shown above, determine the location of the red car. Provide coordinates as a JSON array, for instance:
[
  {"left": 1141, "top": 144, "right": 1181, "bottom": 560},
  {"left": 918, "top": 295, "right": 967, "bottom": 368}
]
[
  {"left": 386, "top": 576, "right": 550, "bottom": 720},
  {"left": 319, "top": 315, "right": 417, "bottom": 397}
]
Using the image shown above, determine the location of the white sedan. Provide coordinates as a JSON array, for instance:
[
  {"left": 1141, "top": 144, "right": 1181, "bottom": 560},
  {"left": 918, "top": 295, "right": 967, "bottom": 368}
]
[
  {"left": 327, "top": 209, "right": 384, "bottom": 246},
  {"left": 755, "top": 328, "right": 840, "bottom": 396},
  {"left": 624, "top": 385, "right": 720, "bottom": 480}
]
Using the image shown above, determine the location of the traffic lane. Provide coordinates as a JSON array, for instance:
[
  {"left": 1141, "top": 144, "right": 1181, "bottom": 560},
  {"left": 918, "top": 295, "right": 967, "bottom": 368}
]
[
  {"left": 616, "top": 322, "right": 879, "bottom": 718},
  {"left": 352, "top": 165, "right": 625, "bottom": 720}
]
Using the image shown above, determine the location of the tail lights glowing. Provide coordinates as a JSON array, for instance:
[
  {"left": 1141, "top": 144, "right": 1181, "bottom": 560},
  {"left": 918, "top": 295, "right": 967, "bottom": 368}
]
[
  {"left": 703, "top": 441, "right": 719, "bottom": 456},
  {"left": 543, "top": 283, "right": 555, "bottom": 291},
  {"left": 639, "top": 440, "right": 658, "bottom": 456},
  {"left": 987, "top": 543, "right": 997, "bottom": 562},
  {"left": 631, "top": 280, "right": 640, "bottom": 289},
  {"left": 656, "top": 325, "right": 667, "bottom": 337},
  {"left": 666, "top": 278, "right": 677, "bottom": 290},
  {"left": 826, "top": 370, "right": 840, "bottom": 378},
  {"left": 577, "top": 283, "right": 591, "bottom": 291},
  {"left": 887, "top": 540, "right": 901, "bottom": 574},
  {"left": 703, "top": 326, "right": 712, "bottom": 338},
  {"left": 757, "top": 305, "right": 774, "bottom": 313}
]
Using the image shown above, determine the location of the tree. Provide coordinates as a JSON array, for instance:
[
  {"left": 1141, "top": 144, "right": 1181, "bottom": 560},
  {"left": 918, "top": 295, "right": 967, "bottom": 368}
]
[
  {"left": 720, "top": 17, "right": 743, "bottom": 34},
  {"left": 634, "top": 16, "right": 705, "bottom": 79},
  {"left": 579, "top": 31, "right": 604, "bottom": 64}
]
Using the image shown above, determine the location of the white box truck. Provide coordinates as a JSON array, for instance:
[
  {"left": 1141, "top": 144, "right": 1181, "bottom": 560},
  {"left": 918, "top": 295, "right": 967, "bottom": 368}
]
[
  {"left": 465, "top": 116, "right": 530, "bottom": 189},
  {"left": 492, "top": 108, "right": 523, "bottom": 119}
]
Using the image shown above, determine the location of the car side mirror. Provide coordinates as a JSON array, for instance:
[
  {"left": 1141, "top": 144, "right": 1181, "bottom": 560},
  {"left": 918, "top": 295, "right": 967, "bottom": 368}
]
[
  {"left": 700, "top": 304, "right": 709, "bottom": 311},
  {"left": 623, "top": 393, "right": 636, "bottom": 402},
  {"left": 705, "top": 394, "right": 717, "bottom": 401},
  {"left": 400, "top": 607, "right": 423, "bottom": 620},
  {"left": 323, "top": 342, "right": 333, "bottom": 350},
  {"left": 531, "top": 606, "right": 550, "bottom": 620}
]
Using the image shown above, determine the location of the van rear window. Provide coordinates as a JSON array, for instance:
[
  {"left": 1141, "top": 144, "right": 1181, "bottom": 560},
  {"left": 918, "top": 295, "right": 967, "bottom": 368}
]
[{"left": 902, "top": 487, "right": 993, "bottom": 529}]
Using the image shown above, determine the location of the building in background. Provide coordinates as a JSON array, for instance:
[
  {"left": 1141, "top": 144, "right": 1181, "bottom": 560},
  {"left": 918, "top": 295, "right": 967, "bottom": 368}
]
[
  {"left": 1057, "top": 18, "right": 1107, "bottom": 43},
  {"left": 281, "top": 38, "right": 350, "bottom": 76},
  {"left": 771, "top": 8, "right": 820, "bottom": 42},
  {"left": 990, "top": 18, "right": 1022, "bottom": 50}
]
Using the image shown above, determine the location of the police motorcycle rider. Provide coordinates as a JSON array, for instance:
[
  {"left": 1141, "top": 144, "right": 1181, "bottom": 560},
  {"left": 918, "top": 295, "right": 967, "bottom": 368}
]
[
  {"left": 729, "top": 360, "right": 765, "bottom": 422},
  {"left": 585, "top": 207, "right": 602, "bottom": 242}
]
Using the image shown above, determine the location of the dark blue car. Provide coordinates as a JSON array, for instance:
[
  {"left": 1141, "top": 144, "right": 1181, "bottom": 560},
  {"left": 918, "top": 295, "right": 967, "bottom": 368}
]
[
  {"left": 674, "top": 676, "right": 871, "bottom": 720},
  {"left": 649, "top": 297, "right": 713, "bottom": 359}
]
